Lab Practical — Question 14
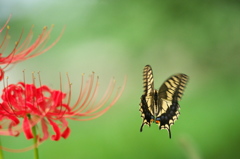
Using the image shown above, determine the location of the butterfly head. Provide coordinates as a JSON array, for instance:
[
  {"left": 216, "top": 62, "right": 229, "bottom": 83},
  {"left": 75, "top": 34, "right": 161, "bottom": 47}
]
[
  {"left": 150, "top": 116, "right": 155, "bottom": 123},
  {"left": 150, "top": 116, "right": 162, "bottom": 125},
  {"left": 155, "top": 118, "right": 160, "bottom": 124}
]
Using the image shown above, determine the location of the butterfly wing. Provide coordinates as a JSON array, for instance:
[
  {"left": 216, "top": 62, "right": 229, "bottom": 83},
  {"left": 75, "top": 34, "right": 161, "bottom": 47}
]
[
  {"left": 156, "top": 74, "right": 189, "bottom": 138},
  {"left": 139, "top": 65, "right": 156, "bottom": 132}
]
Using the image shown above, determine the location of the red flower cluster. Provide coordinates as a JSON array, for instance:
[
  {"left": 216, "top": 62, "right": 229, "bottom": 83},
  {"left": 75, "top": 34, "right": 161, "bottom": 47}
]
[
  {"left": 0, "top": 16, "right": 125, "bottom": 153},
  {"left": 0, "top": 16, "right": 67, "bottom": 150}
]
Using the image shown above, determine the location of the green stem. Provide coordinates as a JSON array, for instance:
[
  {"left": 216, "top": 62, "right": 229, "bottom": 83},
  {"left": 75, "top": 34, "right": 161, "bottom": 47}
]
[
  {"left": 0, "top": 137, "right": 4, "bottom": 159},
  {"left": 27, "top": 114, "right": 39, "bottom": 159},
  {"left": 32, "top": 124, "right": 39, "bottom": 159}
]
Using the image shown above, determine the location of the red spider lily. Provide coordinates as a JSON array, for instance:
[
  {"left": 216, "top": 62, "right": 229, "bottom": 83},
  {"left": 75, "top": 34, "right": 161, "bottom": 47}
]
[
  {"left": 0, "top": 18, "right": 64, "bottom": 81},
  {"left": 0, "top": 82, "right": 70, "bottom": 143},
  {"left": 0, "top": 72, "right": 126, "bottom": 146}
]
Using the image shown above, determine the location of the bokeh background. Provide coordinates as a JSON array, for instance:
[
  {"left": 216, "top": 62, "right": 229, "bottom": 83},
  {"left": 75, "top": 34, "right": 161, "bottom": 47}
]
[{"left": 0, "top": 0, "right": 240, "bottom": 159}]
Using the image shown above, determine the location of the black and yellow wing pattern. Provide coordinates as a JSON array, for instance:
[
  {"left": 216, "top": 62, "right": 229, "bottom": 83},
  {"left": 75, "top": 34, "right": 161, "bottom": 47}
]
[{"left": 139, "top": 65, "right": 189, "bottom": 138}]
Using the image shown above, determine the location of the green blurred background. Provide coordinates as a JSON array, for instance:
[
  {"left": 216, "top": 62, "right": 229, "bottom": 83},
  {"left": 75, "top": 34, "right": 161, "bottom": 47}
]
[{"left": 0, "top": 0, "right": 240, "bottom": 158}]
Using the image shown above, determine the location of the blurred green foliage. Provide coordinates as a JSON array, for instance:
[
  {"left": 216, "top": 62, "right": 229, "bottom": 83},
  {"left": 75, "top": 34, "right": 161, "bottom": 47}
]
[{"left": 0, "top": 0, "right": 240, "bottom": 159}]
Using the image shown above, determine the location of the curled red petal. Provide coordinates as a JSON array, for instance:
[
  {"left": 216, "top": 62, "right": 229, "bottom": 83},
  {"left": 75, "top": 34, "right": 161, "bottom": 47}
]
[
  {"left": 7, "top": 115, "right": 20, "bottom": 136},
  {"left": 0, "top": 68, "right": 4, "bottom": 81},
  {"left": 7, "top": 115, "right": 20, "bottom": 126},
  {"left": 48, "top": 119, "right": 61, "bottom": 141},
  {"left": 39, "top": 120, "right": 49, "bottom": 142},
  {"left": 23, "top": 116, "right": 33, "bottom": 139},
  {"left": 61, "top": 127, "right": 70, "bottom": 139}
]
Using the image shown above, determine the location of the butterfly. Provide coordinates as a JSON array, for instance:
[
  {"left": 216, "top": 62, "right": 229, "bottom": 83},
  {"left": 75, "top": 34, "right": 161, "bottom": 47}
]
[{"left": 139, "top": 65, "right": 189, "bottom": 138}]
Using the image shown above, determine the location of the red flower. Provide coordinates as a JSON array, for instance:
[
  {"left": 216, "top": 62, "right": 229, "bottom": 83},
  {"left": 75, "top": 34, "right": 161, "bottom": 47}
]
[
  {"left": 0, "top": 72, "right": 125, "bottom": 144},
  {"left": 0, "top": 17, "right": 64, "bottom": 81},
  {"left": 0, "top": 82, "right": 70, "bottom": 142}
]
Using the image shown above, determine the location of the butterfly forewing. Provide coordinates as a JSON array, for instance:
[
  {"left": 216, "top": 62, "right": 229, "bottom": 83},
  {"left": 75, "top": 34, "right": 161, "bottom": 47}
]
[
  {"left": 140, "top": 65, "right": 155, "bottom": 131},
  {"left": 142, "top": 65, "right": 154, "bottom": 96},
  {"left": 158, "top": 74, "right": 186, "bottom": 101},
  {"left": 144, "top": 65, "right": 156, "bottom": 114}
]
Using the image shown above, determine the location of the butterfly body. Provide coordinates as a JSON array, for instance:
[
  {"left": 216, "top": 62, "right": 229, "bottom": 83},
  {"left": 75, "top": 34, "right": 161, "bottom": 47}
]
[{"left": 139, "top": 65, "right": 189, "bottom": 138}]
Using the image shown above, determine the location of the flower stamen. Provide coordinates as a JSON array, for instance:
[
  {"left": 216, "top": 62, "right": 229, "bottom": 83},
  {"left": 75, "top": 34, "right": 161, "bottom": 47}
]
[{"left": 0, "top": 14, "right": 11, "bottom": 33}]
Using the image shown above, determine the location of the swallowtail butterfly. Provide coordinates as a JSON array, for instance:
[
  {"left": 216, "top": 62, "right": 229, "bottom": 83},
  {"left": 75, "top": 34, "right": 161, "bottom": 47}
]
[{"left": 139, "top": 65, "right": 189, "bottom": 138}]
